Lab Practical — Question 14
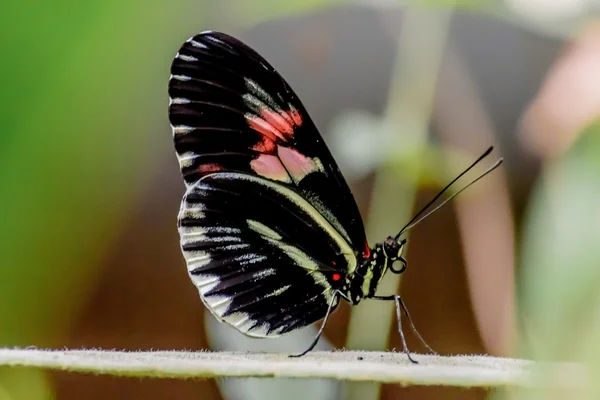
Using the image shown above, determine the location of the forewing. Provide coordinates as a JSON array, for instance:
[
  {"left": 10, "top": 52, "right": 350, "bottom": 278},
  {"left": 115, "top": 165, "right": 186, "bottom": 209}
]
[
  {"left": 168, "top": 31, "right": 367, "bottom": 252},
  {"left": 179, "top": 173, "right": 356, "bottom": 337}
]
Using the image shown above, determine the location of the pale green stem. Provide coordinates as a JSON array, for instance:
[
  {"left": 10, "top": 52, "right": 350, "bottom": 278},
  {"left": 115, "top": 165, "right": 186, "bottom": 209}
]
[{"left": 344, "top": 6, "right": 455, "bottom": 400}]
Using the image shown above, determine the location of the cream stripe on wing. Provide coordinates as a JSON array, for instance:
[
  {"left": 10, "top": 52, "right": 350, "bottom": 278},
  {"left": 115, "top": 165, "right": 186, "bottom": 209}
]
[
  {"left": 207, "top": 172, "right": 357, "bottom": 274},
  {"left": 247, "top": 219, "right": 335, "bottom": 301}
]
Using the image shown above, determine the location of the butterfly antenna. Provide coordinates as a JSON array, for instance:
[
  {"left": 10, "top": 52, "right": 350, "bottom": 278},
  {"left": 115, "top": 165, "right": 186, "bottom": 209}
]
[{"left": 394, "top": 147, "right": 502, "bottom": 240}]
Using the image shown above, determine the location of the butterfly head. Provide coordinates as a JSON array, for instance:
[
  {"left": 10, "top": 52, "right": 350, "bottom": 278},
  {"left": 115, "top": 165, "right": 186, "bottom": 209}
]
[
  {"left": 346, "top": 237, "right": 408, "bottom": 303},
  {"left": 383, "top": 236, "right": 407, "bottom": 274}
]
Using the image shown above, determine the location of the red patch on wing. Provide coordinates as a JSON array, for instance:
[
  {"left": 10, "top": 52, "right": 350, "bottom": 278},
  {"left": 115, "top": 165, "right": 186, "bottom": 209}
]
[
  {"left": 332, "top": 273, "right": 341, "bottom": 281},
  {"left": 252, "top": 138, "right": 277, "bottom": 153},
  {"left": 199, "top": 163, "right": 222, "bottom": 173},
  {"left": 247, "top": 107, "right": 304, "bottom": 154},
  {"left": 261, "top": 110, "right": 294, "bottom": 136},
  {"left": 247, "top": 117, "right": 281, "bottom": 141},
  {"left": 363, "top": 242, "right": 371, "bottom": 259},
  {"left": 247, "top": 107, "right": 303, "bottom": 146},
  {"left": 288, "top": 107, "right": 303, "bottom": 126}
]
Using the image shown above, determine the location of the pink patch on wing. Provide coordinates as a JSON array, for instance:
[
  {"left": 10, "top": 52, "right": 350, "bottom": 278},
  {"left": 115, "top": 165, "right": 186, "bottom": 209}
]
[
  {"left": 247, "top": 116, "right": 282, "bottom": 141},
  {"left": 261, "top": 110, "right": 294, "bottom": 136},
  {"left": 199, "top": 163, "right": 222, "bottom": 173},
  {"left": 277, "top": 146, "right": 319, "bottom": 182},
  {"left": 250, "top": 154, "right": 290, "bottom": 182}
]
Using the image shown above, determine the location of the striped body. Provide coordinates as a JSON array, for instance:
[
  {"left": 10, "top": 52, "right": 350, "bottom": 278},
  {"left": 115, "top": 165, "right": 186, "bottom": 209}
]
[{"left": 343, "top": 244, "right": 389, "bottom": 305}]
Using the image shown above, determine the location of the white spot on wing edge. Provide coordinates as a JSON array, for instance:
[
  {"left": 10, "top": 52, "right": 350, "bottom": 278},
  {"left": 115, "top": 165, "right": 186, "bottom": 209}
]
[
  {"left": 179, "top": 207, "right": 204, "bottom": 219},
  {"left": 177, "top": 53, "right": 198, "bottom": 62},
  {"left": 205, "top": 294, "right": 231, "bottom": 314},
  {"left": 178, "top": 196, "right": 205, "bottom": 221},
  {"left": 247, "top": 321, "right": 270, "bottom": 336},
  {"left": 185, "top": 252, "right": 211, "bottom": 269},
  {"left": 171, "top": 98, "right": 190, "bottom": 105},
  {"left": 207, "top": 295, "right": 230, "bottom": 308},
  {"left": 228, "top": 313, "right": 250, "bottom": 328},
  {"left": 223, "top": 313, "right": 281, "bottom": 337},
  {"left": 172, "top": 125, "right": 194, "bottom": 135},
  {"left": 176, "top": 152, "right": 197, "bottom": 168},
  {"left": 217, "top": 282, "right": 295, "bottom": 337},
  {"left": 245, "top": 322, "right": 270, "bottom": 337},
  {"left": 171, "top": 74, "right": 191, "bottom": 81},
  {"left": 188, "top": 39, "right": 208, "bottom": 48},
  {"left": 191, "top": 274, "right": 219, "bottom": 292}
]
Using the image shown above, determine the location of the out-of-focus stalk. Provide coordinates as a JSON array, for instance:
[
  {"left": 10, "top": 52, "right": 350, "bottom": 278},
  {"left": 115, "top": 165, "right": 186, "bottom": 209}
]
[{"left": 344, "top": 5, "right": 454, "bottom": 400}]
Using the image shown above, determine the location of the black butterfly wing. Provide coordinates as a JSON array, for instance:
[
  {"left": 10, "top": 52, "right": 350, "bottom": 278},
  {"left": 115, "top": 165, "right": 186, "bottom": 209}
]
[
  {"left": 168, "top": 31, "right": 368, "bottom": 252},
  {"left": 168, "top": 31, "right": 367, "bottom": 336},
  {"left": 179, "top": 172, "right": 355, "bottom": 336}
]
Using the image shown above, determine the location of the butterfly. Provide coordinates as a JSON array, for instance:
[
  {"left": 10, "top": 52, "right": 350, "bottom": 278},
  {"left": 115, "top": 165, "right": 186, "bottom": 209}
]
[{"left": 167, "top": 31, "right": 503, "bottom": 363}]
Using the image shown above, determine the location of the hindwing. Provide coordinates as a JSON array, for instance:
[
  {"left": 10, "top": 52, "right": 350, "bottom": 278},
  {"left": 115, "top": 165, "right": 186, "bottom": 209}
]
[{"left": 179, "top": 173, "right": 355, "bottom": 336}]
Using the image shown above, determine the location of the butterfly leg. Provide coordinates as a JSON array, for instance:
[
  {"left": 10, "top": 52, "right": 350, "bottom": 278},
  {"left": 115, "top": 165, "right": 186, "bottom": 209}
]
[
  {"left": 396, "top": 296, "right": 437, "bottom": 355},
  {"left": 289, "top": 292, "right": 339, "bottom": 358},
  {"left": 372, "top": 294, "right": 417, "bottom": 363}
]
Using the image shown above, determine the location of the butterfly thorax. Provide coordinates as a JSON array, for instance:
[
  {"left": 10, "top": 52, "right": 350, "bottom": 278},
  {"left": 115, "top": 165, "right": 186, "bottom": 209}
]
[
  {"left": 341, "top": 236, "right": 406, "bottom": 305},
  {"left": 342, "top": 244, "right": 388, "bottom": 305}
]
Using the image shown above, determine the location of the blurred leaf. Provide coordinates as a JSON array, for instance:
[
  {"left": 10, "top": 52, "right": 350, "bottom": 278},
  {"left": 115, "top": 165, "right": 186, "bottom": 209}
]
[
  {"left": 0, "top": 0, "right": 203, "bottom": 398},
  {"left": 415, "top": 0, "right": 496, "bottom": 9},
  {"left": 328, "top": 109, "right": 475, "bottom": 185},
  {"left": 0, "top": 369, "right": 53, "bottom": 400},
  {"left": 343, "top": 8, "right": 454, "bottom": 399},
  {"left": 0, "top": 0, "right": 180, "bottom": 346},
  {"left": 515, "top": 120, "right": 600, "bottom": 398},
  {"left": 222, "top": 0, "right": 345, "bottom": 26}
]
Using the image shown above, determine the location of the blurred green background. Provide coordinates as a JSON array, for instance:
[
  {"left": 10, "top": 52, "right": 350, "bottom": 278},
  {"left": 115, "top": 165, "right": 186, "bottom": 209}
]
[{"left": 2, "top": 0, "right": 600, "bottom": 399}]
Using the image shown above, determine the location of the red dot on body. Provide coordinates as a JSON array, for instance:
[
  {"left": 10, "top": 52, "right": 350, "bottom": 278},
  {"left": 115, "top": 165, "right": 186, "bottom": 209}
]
[{"left": 332, "top": 273, "right": 341, "bottom": 281}]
